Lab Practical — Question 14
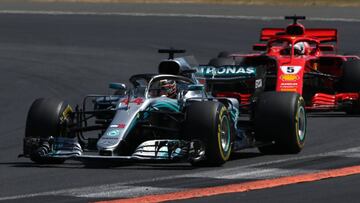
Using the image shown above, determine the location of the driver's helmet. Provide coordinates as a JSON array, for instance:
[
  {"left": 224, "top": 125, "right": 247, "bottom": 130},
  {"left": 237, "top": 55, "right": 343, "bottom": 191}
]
[
  {"left": 159, "top": 79, "right": 177, "bottom": 98},
  {"left": 293, "top": 42, "right": 309, "bottom": 55}
]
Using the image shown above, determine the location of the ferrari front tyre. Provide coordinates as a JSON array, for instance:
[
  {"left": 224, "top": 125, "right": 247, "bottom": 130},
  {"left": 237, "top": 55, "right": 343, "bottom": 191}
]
[
  {"left": 25, "top": 98, "right": 73, "bottom": 163},
  {"left": 254, "top": 92, "right": 306, "bottom": 154},
  {"left": 184, "top": 101, "right": 233, "bottom": 166}
]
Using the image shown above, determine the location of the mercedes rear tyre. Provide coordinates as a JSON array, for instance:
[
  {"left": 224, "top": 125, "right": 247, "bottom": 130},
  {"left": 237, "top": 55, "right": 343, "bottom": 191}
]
[
  {"left": 184, "top": 101, "right": 233, "bottom": 166},
  {"left": 254, "top": 92, "right": 306, "bottom": 154}
]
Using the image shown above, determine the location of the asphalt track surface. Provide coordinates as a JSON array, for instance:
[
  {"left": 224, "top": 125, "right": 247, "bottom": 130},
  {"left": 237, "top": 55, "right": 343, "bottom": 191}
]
[{"left": 0, "top": 3, "right": 360, "bottom": 203}]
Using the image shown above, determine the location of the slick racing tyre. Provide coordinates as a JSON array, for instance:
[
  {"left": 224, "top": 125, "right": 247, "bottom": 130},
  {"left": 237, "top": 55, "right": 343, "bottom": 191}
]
[
  {"left": 254, "top": 92, "right": 306, "bottom": 154},
  {"left": 208, "top": 57, "right": 235, "bottom": 67},
  {"left": 340, "top": 60, "right": 360, "bottom": 92},
  {"left": 339, "top": 60, "right": 360, "bottom": 114},
  {"left": 217, "top": 51, "right": 231, "bottom": 58},
  {"left": 25, "top": 98, "right": 73, "bottom": 164},
  {"left": 208, "top": 51, "right": 241, "bottom": 67},
  {"left": 184, "top": 101, "right": 234, "bottom": 166}
]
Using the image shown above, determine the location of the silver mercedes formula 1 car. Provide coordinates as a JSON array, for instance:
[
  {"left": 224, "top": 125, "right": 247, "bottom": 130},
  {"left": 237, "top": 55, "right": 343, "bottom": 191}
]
[{"left": 20, "top": 49, "right": 307, "bottom": 166}]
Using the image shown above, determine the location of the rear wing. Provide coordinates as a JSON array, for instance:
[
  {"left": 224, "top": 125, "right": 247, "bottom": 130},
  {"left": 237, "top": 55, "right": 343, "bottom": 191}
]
[
  {"left": 260, "top": 28, "right": 337, "bottom": 42},
  {"left": 195, "top": 65, "right": 257, "bottom": 83}
]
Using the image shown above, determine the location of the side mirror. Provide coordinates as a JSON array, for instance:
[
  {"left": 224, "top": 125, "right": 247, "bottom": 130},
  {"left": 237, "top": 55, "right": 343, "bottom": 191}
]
[
  {"left": 253, "top": 44, "right": 267, "bottom": 51},
  {"left": 319, "top": 44, "right": 335, "bottom": 52},
  {"left": 109, "top": 83, "right": 126, "bottom": 90}
]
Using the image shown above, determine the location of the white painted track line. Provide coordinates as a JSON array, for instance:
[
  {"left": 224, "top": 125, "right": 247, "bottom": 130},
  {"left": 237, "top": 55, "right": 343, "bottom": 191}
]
[
  {"left": 1, "top": 146, "right": 360, "bottom": 201},
  {"left": 0, "top": 10, "right": 359, "bottom": 22}
]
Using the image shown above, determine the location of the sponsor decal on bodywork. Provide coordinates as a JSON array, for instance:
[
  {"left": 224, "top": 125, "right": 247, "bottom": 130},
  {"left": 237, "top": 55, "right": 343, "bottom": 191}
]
[
  {"left": 280, "top": 88, "right": 298, "bottom": 92},
  {"left": 280, "top": 66, "right": 302, "bottom": 74},
  {"left": 255, "top": 79, "right": 262, "bottom": 88},
  {"left": 120, "top": 98, "right": 144, "bottom": 106},
  {"left": 281, "top": 74, "right": 299, "bottom": 81},
  {"left": 106, "top": 129, "right": 122, "bottom": 137},
  {"left": 196, "top": 65, "right": 256, "bottom": 78},
  {"left": 279, "top": 82, "right": 298, "bottom": 92},
  {"left": 131, "top": 98, "right": 144, "bottom": 105},
  {"left": 110, "top": 124, "right": 126, "bottom": 128}
]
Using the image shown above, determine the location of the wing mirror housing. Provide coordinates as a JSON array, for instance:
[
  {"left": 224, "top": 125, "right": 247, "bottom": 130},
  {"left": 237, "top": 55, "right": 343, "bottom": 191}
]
[{"left": 109, "top": 83, "right": 127, "bottom": 90}]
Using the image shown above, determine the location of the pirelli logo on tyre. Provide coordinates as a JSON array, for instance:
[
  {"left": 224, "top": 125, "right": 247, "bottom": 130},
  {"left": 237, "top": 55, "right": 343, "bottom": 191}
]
[{"left": 281, "top": 74, "right": 299, "bottom": 81}]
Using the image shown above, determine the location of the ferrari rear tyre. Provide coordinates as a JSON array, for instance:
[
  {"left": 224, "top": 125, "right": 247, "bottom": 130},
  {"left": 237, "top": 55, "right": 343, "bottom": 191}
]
[
  {"left": 254, "top": 92, "right": 306, "bottom": 154},
  {"left": 339, "top": 60, "right": 360, "bottom": 114},
  {"left": 340, "top": 60, "right": 360, "bottom": 92},
  {"left": 208, "top": 57, "right": 235, "bottom": 67},
  {"left": 25, "top": 98, "right": 73, "bottom": 163},
  {"left": 217, "top": 51, "right": 231, "bottom": 58},
  {"left": 185, "top": 101, "right": 233, "bottom": 166}
]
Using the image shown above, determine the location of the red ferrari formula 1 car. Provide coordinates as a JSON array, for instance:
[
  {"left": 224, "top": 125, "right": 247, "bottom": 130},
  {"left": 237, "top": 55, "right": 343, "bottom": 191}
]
[{"left": 209, "top": 16, "right": 360, "bottom": 113}]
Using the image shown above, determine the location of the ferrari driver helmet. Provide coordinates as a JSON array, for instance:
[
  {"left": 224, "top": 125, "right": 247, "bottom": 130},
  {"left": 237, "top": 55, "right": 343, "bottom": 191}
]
[
  {"left": 293, "top": 42, "right": 309, "bottom": 55},
  {"left": 159, "top": 79, "right": 177, "bottom": 98}
]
